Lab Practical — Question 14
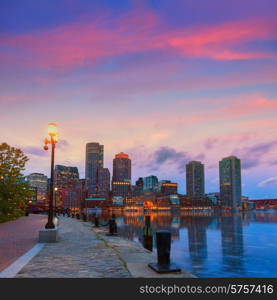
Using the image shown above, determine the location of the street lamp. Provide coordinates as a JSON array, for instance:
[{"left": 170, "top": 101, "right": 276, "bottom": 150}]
[
  {"left": 54, "top": 187, "right": 58, "bottom": 216},
  {"left": 44, "top": 122, "right": 58, "bottom": 229}
]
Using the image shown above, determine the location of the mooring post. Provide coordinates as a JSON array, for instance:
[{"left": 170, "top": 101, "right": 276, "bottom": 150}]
[{"left": 148, "top": 230, "right": 181, "bottom": 273}]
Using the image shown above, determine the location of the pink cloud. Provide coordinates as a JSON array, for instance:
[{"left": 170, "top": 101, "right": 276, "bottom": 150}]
[
  {"left": 167, "top": 18, "right": 277, "bottom": 60},
  {"left": 81, "top": 64, "right": 277, "bottom": 96},
  {"left": 219, "top": 97, "right": 277, "bottom": 117},
  {"left": 238, "top": 117, "right": 277, "bottom": 130},
  {"left": 1, "top": 12, "right": 276, "bottom": 72},
  {"left": 0, "top": 9, "right": 161, "bottom": 71},
  {"left": 145, "top": 94, "right": 277, "bottom": 129},
  {"left": 167, "top": 96, "right": 277, "bottom": 126}
]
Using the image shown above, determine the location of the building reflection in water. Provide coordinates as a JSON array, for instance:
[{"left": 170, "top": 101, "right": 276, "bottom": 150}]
[
  {"left": 142, "top": 235, "right": 153, "bottom": 251},
  {"left": 220, "top": 213, "right": 244, "bottom": 273},
  {"left": 186, "top": 216, "right": 212, "bottom": 267},
  {"left": 95, "top": 210, "right": 277, "bottom": 277}
]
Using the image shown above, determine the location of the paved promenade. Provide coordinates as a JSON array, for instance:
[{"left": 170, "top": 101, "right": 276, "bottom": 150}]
[
  {"left": 15, "top": 216, "right": 195, "bottom": 278},
  {"left": 16, "top": 216, "right": 131, "bottom": 278},
  {"left": 0, "top": 214, "right": 46, "bottom": 272}
]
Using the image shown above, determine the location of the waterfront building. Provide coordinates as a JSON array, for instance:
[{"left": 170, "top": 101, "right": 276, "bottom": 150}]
[
  {"left": 54, "top": 165, "right": 79, "bottom": 208},
  {"left": 186, "top": 161, "right": 205, "bottom": 198},
  {"left": 206, "top": 192, "right": 220, "bottom": 205},
  {"left": 54, "top": 165, "right": 79, "bottom": 188},
  {"left": 98, "top": 167, "right": 110, "bottom": 199},
  {"left": 143, "top": 175, "right": 159, "bottom": 192},
  {"left": 26, "top": 173, "right": 48, "bottom": 203},
  {"left": 28, "top": 186, "right": 37, "bottom": 203},
  {"left": 62, "top": 179, "right": 88, "bottom": 211},
  {"left": 112, "top": 152, "right": 131, "bottom": 198},
  {"left": 85, "top": 142, "right": 104, "bottom": 194},
  {"left": 136, "top": 177, "right": 144, "bottom": 188},
  {"left": 112, "top": 181, "right": 131, "bottom": 198},
  {"left": 112, "top": 196, "right": 124, "bottom": 206},
  {"left": 160, "top": 180, "right": 178, "bottom": 195},
  {"left": 219, "top": 156, "right": 242, "bottom": 209},
  {"left": 132, "top": 177, "right": 144, "bottom": 196}
]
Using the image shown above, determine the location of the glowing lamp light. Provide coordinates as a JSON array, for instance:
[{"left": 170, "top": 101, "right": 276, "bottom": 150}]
[
  {"left": 47, "top": 123, "right": 58, "bottom": 137},
  {"left": 53, "top": 134, "right": 58, "bottom": 143}
]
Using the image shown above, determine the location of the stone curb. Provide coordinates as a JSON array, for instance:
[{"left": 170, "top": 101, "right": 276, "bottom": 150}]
[{"left": 86, "top": 224, "right": 196, "bottom": 278}]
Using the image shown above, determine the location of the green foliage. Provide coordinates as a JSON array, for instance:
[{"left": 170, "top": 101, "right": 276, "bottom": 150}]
[{"left": 0, "top": 143, "right": 31, "bottom": 222}]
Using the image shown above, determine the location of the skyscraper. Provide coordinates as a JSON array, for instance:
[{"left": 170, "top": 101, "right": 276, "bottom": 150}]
[
  {"left": 98, "top": 167, "right": 110, "bottom": 199},
  {"left": 186, "top": 161, "right": 205, "bottom": 198},
  {"left": 112, "top": 152, "right": 131, "bottom": 198},
  {"left": 85, "top": 143, "right": 104, "bottom": 194},
  {"left": 112, "top": 152, "right": 131, "bottom": 182},
  {"left": 219, "top": 156, "right": 242, "bottom": 209}
]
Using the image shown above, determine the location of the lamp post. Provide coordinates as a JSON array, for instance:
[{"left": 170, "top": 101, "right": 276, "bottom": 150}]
[
  {"left": 54, "top": 187, "right": 58, "bottom": 216},
  {"left": 44, "top": 123, "right": 58, "bottom": 229}
]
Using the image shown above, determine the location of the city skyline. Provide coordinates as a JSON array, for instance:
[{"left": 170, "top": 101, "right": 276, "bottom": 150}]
[
  {"left": 26, "top": 140, "right": 244, "bottom": 202},
  {"left": 1, "top": 0, "right": 277, "bottom": 199},
  {"left": 21, "top": 137, "right": 275, "bottom": 199}
]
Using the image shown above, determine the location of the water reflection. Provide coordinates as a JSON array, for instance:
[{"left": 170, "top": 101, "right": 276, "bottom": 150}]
[
  {"left": 98, "top": 210, "right": 277, "bottom": 277},
  {"left": 221, "top": 213, "right": 244, "bottom": 274},
  {"left": 142, "top": 235, "right": 153, "bottom": 251},
  {"left": 187, "top": 217, "right": 209, "bottom": 266}
]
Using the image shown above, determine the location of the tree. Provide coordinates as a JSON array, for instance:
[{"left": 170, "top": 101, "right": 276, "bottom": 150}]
[{"left": 0, "top": 143, "right": 31, "bottom": 222}]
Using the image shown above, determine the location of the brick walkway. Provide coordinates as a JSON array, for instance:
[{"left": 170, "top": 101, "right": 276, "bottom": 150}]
[
  {"left": 0, "top": 214, "right": 46, "bottom": 272},
  {"left": 16, "top": 216, "right": 131, "bottom": 278}
]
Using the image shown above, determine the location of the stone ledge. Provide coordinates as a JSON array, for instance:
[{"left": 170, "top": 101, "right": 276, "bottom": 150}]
[{"left": 91, "top": 226, "right": 196, "bottom": 278}]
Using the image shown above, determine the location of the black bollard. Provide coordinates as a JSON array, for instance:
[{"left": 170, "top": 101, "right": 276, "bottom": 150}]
[
  {"left": 143, "top": 216, "right": 152, "bottom": 237},
  {"left": 106, "top": 218, "right": 118, "bottom": 236},
  {"left": 142, "top": 215, "right": 153, "bottom": 251},
  {"left": 143, "top": 235, "right": 153, "bottom": 252},
  {"left": 145, "top": 215, "right": 151, "bottom": 227},
  {"left": 72, "top": 213, "right": 75, "bottom": 218},
  {"left": 94, "top": 216, "right": 99, "bottom": 227},
  {"left": 83, "top": 213, "right": 87, "bottom": 222},
  {"left": 25, "top": 210, "right": 29, "bottom": 216},
  {"left": 76, "top": 213, "right": 80, "bottom": 219},
  {"left": 148, "top": 230, "right": 181, "bottom": 273}
]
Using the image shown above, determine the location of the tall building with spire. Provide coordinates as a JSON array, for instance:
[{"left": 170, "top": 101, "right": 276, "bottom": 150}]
[
  {"left": 112, "top": 152, "right": 131, "bottom": 197},
  {"left": 186, "top": 161, "right": 205, "bottom": 198},
  {"left": 85, "top": 142, "right": 104, "bottom": 195},
  {"left": 219, "top": 156, "right": 242, "bottom": 209}
]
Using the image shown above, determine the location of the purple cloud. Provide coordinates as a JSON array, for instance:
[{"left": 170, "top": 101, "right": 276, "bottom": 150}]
[
  {"left": 232, "top": 141, "right": 277, "bottom": 169},
  {"left": 147, "top": 146, "right": 205, "bottom": 172},
  {"left": 23, "top": 146, "right": 47, "bottom": 157},
  {"left": 58, "top": 139, "right": 70, "bottom": 150}
]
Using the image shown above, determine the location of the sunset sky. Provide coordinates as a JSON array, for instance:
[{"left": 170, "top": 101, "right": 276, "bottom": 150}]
[{"left": 1, "top": 0, "right": 277, "bottom": 199}]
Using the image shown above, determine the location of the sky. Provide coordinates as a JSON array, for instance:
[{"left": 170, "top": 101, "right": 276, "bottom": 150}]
[{"left": 0, "top": 0, "right": 277, "bottom": 199}]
